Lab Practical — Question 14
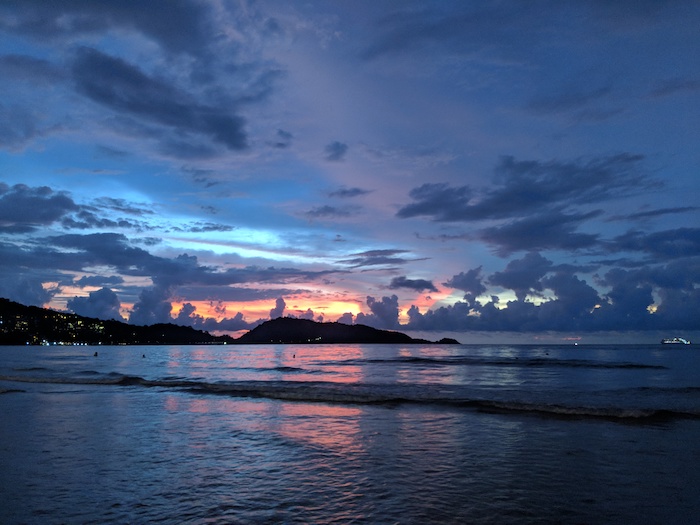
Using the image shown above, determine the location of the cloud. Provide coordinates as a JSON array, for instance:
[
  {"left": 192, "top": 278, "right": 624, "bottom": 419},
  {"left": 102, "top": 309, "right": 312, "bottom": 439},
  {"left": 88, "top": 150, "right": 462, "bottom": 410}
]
[
  {"left": 67, "top": 287, "right": 125, "bottom": 321},
  {"left": 329, "top": 187, "right": 371, "bottom": 198},
  {"left": 0, "top": 104, "right": 50, "bottom": 150},
  {"left": 609, "top": 228, "right": 700, "bottom": 259},
  {"left": 406, "top": 263, "right": 611, "bottom": 333},
  {"left": 389, "top": 276, "right": 438, "bottom": 293},
  {"left": 92, "top": 197, "right": 155, "bottom": 217},
  {"left": 338, "top": 249, "right": 412, "bottom": 268},
  {"left": 296, "top": 308, "right": 317, "bottom": 321},
  {"left": 402, "top": 249, "right": 700, "bottom": 333},
  {"left": 0, "top": 273, "right": 57, "bottom": 307},
  {"left": 396, "top": 182, "right": 473, "bottom": 221},
  {"left": 607, "top": 206, "right": 699, "bottom": 222},
  {"left": 270, "top": 129, "right": 292, "bottom": 148},
  {"left": 60, "top": 210, "right": 146, "bottom": 231},
  {"left": 128, "top": 284, "right": 175, "bottom": 326},
  {"left": 0, "top": 53, "right": 65, "bottom": 82},
  {"left": 71, "top": 47, "right": 248, "bottom": 150},
  {"left": 488, "top": 252, "right": 553, "bottom": 300},
  {"left": 324, "top": 141, "right": 348, "bottom": 161},
  {"left": 355, "top": 295, "right": 400, "bottom": 329},
  {"left": 443, "top": 267, "right": 486, "bottom": 297},
  {"left": 0, "top": 0, "right": 214, "bottom": 58},
  {"left": 174, "top": 303, "right": 260, "bottom": 332},
  {"left": 47, "top": 233, "right": 160, "bottom": 274},
  {"left": 478, "top": 210, "right": 601, "bottom": 256},
  {"left": 75, "top": 275, "right": 125, "bottom": 288},
  {"left": 304, "top": 205, "right": 354, "bottom": 219},
  {"left": 397, "top": 154, "right": 653, "bottom": 255},
  {"left": 174, "top": 222, "right": 235, "bottom": 233},
  {"left": 336, "top": 312, "right": 354, "bottom": 325},
  {"left": 270, "top": 297, "right": 286, "bottom": 319},
  {"left": 360, "top": 2, "right": 543, "bottom": 62},
  {"left": 0, "top": 183, "right": 78, "bottom": 233},
  {"left": 398, "top": 154, "right": 651, "bottom": 223}
]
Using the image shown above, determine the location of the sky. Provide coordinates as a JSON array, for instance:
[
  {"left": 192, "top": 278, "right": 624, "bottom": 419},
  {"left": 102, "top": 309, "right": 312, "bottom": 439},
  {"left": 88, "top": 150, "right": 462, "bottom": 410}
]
[{"left": 0, "top": 0, "right": 699, "bottom": 342}]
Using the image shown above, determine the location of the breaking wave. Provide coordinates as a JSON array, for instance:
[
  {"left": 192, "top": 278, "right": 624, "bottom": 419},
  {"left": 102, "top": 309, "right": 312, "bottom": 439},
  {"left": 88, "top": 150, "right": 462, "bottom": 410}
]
[
  {"left": 323, "top": 356, "right": 667, "bottom": 370},
  {"left": 1, "top": 372, "right": 696, "bottom": 423}
]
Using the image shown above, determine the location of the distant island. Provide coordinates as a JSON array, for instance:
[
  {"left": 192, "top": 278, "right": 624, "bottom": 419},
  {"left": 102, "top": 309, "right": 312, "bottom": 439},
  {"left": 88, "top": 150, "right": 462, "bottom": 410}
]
[
  {"left": 237, "top": 317, "right": 460, "bottom": 345},
  {"left": 0, "top": 298, "right": 459, "bottom": 346}
]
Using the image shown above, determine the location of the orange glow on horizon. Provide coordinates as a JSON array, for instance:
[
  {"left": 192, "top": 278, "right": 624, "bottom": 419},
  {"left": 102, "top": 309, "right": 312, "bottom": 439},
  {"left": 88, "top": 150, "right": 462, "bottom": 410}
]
[{"left": 171, "top": 297, "right": 364, "bottom": 324}]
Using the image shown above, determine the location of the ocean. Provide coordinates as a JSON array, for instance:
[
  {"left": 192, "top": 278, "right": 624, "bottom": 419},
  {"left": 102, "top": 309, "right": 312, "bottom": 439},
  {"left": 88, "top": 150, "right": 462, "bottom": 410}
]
[{"left": 1, "top": 343, "right": 699, "bottom": 524}]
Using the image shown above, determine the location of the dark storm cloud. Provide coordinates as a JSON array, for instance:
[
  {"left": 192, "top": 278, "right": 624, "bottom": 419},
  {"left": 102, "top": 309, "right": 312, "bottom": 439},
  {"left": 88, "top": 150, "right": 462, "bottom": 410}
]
[
  {"left": 338, "top": 249, "right": 412, "bottom": 268},
  {"left": 398, "top": 154, "right": 650, "bottom": 222},
  {"left": 72, "top": 47, "right": 248, "bottom": 150},
  {"left": 355, "top": 295, "right": 400, "bottom": 330},
  {"left": 0, "top": 272, "right": 58, "bottom": 307},
  {"left": 0, "top": 183, "right": 78, "bottom": 233},
  {"left": 388, "top": 276, "right": 438, "bottom": 293},
  {"left": 478, "top": 210, "right": 601, "bottom": 256},
  {"left": 443, "top": 267, "right": 486, "bottom": 297},
  {"left": 174, "top": 303, "right": 261, "bottom": 332},
  {"left": 0, "top": 0, "right": 213, "bottom": 57},
  {"left": 329, "top": 187, "right": 371, "bottom": 198},
  {"left": 67, "top": 287, "right": 124, "bottom": 321},
  {"left": 129, "top": 285, "right": 175, "bottom": 326},
  {"left": 75, "top": 275, "right": 124, "bottom": 288},
  {"left": 398, "top": 249, "right": 700, "bottom": 333},
  {"left": 488, "top": 252, "right": 554, "bottom": 300},
  {"left": 47, "top": 233, "right": 160, "bottom": 273},
  {"left": 404, "top": 259, "right": 610, "bottom": 333},
  {"left": 610, "top": 228, "right": 700, "bottom": 259},
  {"left": 398, "top": 154, "right": 652, "bottom": 255},
  {"left": 324, "top": 141, "right": 348, "bottom": 161}
]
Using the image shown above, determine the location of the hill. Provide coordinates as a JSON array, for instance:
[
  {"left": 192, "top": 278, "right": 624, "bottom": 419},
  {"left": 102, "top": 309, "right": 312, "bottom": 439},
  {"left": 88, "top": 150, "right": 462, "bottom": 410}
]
[
  {"left": 0, "top": 298, "right": 460, "bottom": 346},
  {"left": 235, "top": 316, "right": 460, "bottom": 344},
  {"left": 0, "top": 298, "right": 233, "bottom": 345}
]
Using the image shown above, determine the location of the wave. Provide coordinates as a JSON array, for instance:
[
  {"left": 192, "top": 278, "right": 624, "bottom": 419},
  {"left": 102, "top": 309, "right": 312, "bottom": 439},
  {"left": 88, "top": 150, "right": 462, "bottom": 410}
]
[
  {"left": 0, "top": 387, "right": 25, "bottom": 394},
  {"left": 1, "top": 373, "right": 697, "bottom": 423},
  {"left": 325, "top": 356, "right": 667, "bottom": 370}
]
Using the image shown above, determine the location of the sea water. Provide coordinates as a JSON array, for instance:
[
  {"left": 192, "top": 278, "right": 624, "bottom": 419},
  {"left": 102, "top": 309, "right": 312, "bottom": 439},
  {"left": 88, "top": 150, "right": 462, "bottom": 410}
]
[{"left": 1, "top": 343, "right": 699, "bottom": 524}]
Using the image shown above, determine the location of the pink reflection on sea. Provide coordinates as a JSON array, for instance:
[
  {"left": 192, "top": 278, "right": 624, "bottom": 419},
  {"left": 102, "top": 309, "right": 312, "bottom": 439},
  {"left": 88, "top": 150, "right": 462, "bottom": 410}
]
[{"left": 275, "top": 403, "right": 364, "bottom": 454}]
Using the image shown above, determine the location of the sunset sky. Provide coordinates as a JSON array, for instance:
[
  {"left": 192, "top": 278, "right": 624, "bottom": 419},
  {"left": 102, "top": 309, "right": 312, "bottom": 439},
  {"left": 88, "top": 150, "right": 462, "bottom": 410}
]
[{"left": 1, "top": 1, "right": 698, "bottom": 341}]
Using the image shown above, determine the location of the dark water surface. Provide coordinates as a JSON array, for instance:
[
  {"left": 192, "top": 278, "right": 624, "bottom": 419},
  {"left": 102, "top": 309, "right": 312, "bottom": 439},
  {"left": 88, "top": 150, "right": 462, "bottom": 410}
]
[{"left": 1, "top": 343, "right": 699, "bottom": 524}]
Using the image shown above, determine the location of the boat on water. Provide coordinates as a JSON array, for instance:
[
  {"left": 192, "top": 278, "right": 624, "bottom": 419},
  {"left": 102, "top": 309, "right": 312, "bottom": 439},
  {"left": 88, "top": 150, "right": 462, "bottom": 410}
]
[{"left": 661, "top": 337, "right": 691, "bottom": 345}]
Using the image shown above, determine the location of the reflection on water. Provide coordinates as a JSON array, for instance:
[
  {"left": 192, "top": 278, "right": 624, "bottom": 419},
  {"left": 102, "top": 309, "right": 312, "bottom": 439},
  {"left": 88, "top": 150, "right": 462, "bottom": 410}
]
[{"left": 276, "top": 404, "right": 363, "bottom": 452}]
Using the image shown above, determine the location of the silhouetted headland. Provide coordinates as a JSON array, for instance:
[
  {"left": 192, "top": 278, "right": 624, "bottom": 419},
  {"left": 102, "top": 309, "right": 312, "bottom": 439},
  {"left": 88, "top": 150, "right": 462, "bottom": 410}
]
[
  {"left": 0, "top": 298, "right": 460, "bottom": 345},
  {"left": 0, "top": 298, "right": 233, "bottom": 346},
  {"left": 236, "top": 317, "right": 460, "bottom": 344}
]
